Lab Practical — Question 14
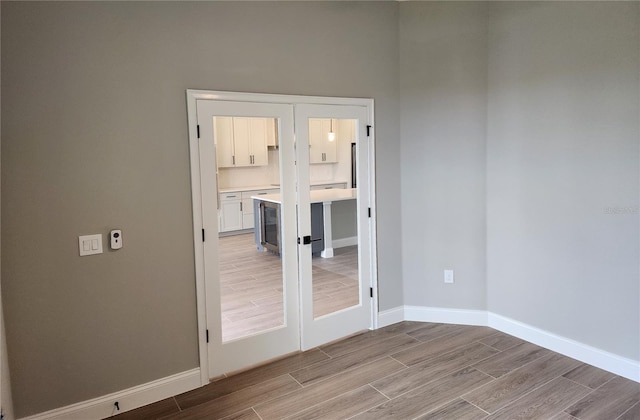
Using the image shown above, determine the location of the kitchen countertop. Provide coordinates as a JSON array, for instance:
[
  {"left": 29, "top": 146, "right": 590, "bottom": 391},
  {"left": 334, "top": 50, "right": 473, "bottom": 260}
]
[
  {"left": 219, "top": 185, "right": 277, "bottom": 194},
  {"left": 220, "top": 181, "right": 347, "bottom": 194},
  {"left": 252, "top": 188, "right": 357, "bottom": 204}
]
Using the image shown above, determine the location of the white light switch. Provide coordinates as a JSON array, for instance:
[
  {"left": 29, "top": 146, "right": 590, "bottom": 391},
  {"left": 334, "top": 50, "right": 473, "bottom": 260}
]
[{"left": 79, "top": 234, "right": 103, "bottom": 256}]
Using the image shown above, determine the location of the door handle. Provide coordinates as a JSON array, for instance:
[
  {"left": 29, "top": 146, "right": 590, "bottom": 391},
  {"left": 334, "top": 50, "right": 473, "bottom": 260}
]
[{"left": 298, "top": 236, "right": 323, "bottom": 245}]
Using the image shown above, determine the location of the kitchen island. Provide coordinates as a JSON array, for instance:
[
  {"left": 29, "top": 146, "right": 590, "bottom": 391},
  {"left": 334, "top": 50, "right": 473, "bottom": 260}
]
[{"left": 252, "top": 188, "right": 357, "bottom": 258}]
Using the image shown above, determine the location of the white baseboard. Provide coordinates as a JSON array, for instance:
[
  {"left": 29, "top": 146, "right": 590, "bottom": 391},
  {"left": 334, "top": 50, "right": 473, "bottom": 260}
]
[
  {"left": 375, "top": 305, "right": 639, "bottom": 383},
  {"left": 332, "top": 236, "right": 357, "bottom": 249},
  {"left": 377, "top": 306, "right": 405, "bottom": 328},
  {"left": 487, "top": 312, "right": 640, "bottom": 383},
  {"left": 20, "top": 368, "right": 202, "bottom": 420},
  {"left": 404, "top": 305, "right": 488, "bottom": 326}
]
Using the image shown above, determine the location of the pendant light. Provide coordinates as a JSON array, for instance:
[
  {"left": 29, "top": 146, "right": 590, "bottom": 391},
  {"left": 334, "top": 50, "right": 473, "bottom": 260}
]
[{"left": 328, "top": 119, "right": 336, "bottom": 142}]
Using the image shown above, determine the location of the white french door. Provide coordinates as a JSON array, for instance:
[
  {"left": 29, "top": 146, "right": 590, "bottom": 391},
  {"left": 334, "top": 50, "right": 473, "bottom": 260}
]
[
  {"left": 295, "top": 104, "right": 373, "bottom": 350},
  {"left": 189, "top": 91, "right": 376, "bottom": 380},
  {"left": 197, "top": 100, "right": 299, "bottom": 377}
]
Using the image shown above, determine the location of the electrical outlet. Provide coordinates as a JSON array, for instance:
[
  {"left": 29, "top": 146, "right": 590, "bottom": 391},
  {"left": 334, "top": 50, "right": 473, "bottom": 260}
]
[{"left": 444, "top": 269, "right": 454, "bottom": 284}]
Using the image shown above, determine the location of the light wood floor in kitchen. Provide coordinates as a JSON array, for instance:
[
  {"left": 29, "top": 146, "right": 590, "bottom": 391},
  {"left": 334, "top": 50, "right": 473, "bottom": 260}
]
[
  {"left": 113, "top": 321, "right": 640, "bottom": 420},
  {"left": 219, "top": 233, "right": 359, "bottom": 341}
]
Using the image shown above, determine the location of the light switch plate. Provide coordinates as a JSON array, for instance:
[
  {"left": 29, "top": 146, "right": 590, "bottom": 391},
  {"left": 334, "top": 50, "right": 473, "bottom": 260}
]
[{"left": 79, "top": 234, "right": 103, "bottom": 256}]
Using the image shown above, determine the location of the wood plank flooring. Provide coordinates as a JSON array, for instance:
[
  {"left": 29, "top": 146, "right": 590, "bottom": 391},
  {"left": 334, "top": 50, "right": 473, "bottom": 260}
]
[
  {"left": 112, "top": 322, "right": 640, "bottom": 420},
  {"left": 218, "top": 233, "right": 359, "bottom": 341}
]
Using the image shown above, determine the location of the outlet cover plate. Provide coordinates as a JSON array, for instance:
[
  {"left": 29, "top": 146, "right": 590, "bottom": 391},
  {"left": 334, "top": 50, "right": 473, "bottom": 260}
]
[{"left": 444, "top": 269, "right": 454, "bottom": 284}]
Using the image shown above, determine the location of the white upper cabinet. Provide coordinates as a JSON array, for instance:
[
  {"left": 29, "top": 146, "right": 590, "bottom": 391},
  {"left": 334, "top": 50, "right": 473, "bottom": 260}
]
[
  {"left": 309, "top": 118, "right": 338, "bottom": 164},
  {"left": 213, "top": 117, "right": 272, "bottom": 168},
  {"left": 232, "top": 117, "right": 252, "bottom": 166},
  {"left": 213, "top": 116, "right": 235, "bottom": 168},
  {"left": 266, "top": 119, "right": 278, "bottom": 147},
  {"left": 248, "top": 118, "right": 268, "bottom": 166}
]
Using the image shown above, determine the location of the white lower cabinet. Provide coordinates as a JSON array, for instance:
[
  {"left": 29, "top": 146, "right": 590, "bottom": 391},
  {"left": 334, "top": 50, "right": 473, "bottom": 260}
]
[
  {"left": 241, "top": 189, "right": 279, "bottom": 230},
  {"left": 220, "top": 189, "right": 279, "bottom": 233},
  {"left": 219, "top": 193, "right": 243, "bottom": 232}
]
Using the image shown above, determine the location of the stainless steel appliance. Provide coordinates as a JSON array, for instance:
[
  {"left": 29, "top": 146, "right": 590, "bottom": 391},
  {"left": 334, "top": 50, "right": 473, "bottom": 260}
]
[{"left": 259, "top": 201, "right": 280, "bottom": 254}]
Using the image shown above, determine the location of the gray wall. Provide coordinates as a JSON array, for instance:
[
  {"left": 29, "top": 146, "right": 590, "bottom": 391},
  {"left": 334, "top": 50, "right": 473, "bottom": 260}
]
[
  {"left": 3, "top": 1, "right": 638, "bottom": 417},
  {"left": 331, "top": 200, "right": 357, "bottom": 240},
  {"left": 399, "top": 2, "right": 488, "bottom": 310},
  {"left": 486, "top": 2, "right": 640, "bottom": 360},
  {"left": 399, "top": 1, "right": 639, "bottom": 363},
  {"left": 1, "top": 2, "right": 401, "bottom": 416},
  {"left": 398, "top": 1, "right": 639, "bottom": 361}
]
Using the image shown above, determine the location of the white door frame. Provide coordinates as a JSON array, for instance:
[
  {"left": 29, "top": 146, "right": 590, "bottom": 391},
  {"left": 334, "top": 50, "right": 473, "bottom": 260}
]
[{"left": 186, "top": 90, "right": 378, "bottom": 384}]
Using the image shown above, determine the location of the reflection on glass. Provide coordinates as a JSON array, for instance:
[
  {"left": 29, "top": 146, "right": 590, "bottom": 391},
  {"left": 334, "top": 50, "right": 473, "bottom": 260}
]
[
  {"left": 308, "top": 118, "right": 361, "bottom": 319},
  {"left": 214, "top": 116, "right": 285, "bottom": 342}
]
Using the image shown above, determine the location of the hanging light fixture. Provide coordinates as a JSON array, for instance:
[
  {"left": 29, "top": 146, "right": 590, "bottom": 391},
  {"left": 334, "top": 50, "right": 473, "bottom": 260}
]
[{"left": 328, "top": 119, "right": 336, "bottom": 142}]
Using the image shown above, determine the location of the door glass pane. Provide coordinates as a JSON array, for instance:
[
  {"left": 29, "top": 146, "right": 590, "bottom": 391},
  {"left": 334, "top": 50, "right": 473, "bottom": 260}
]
[
  {"left": 307, "top": 118, "right": 361, "bottom": 319},
  {"left": 214, "top": 116, "right": 286, "bottom": 342}
]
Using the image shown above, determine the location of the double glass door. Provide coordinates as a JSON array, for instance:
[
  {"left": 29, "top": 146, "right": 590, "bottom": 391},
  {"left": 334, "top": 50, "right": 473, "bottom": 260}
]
[{"left": 196, "top": 99, "right": 372, "bottom": 377}]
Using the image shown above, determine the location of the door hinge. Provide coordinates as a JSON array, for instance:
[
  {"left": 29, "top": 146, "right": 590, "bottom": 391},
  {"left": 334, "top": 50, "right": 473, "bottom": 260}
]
[
  {"left": 197, "top": 124, "right": 200, "bottom": 139},
  {"left": 206, "top": 329, "right": 209, "bottom": 343},
  {"left": 202, "top": 229, "right": 205, "bottom": 242},
  {"left": 366, "top": 125, "right": 372, "bottom": 137},
  {"left": 370, "top": 287, "right": 373, "bottom": 298},
  {"left": 368, "top": 207, "right": 371, "bottom": 218}
]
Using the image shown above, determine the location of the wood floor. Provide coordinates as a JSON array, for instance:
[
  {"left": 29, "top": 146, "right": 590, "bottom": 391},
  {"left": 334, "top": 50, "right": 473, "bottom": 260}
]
[
  {"left": 218, "top": 233, "right": 359, "bottom": 341},
  {"left": 112, "top": 322, "right": 640, "bottom": 420}
]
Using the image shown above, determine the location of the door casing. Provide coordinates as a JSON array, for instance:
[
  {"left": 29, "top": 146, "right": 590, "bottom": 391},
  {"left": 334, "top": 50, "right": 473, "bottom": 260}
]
[{"left": 186, "top": 90, "right": 378, "bottom": 383}]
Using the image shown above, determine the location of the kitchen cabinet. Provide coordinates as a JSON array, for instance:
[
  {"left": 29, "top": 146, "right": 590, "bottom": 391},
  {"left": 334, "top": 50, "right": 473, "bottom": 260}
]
[
  {"left": 266, "top": 119, "right": 278, "bottom": 147},
  {"left": 234, "top": 118, "right": 269, "bottom": 166},
  {"left": 219, "top": 188, "right": 279, "bottom": 233},
  {"left": 309, "top": 118, "right": 338, "bottom": 164},
  {"left": 213, "top": 117, "right": 271, "bottom": 168},
  {"left": 241, "top": 189, "right": 279, "bottom": 229},
  {"left": 219, "top": 192, "right": 243, "bottom": 232},
  {"left": 214, "top": 117, "right": 235, "bottom": 168}
]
